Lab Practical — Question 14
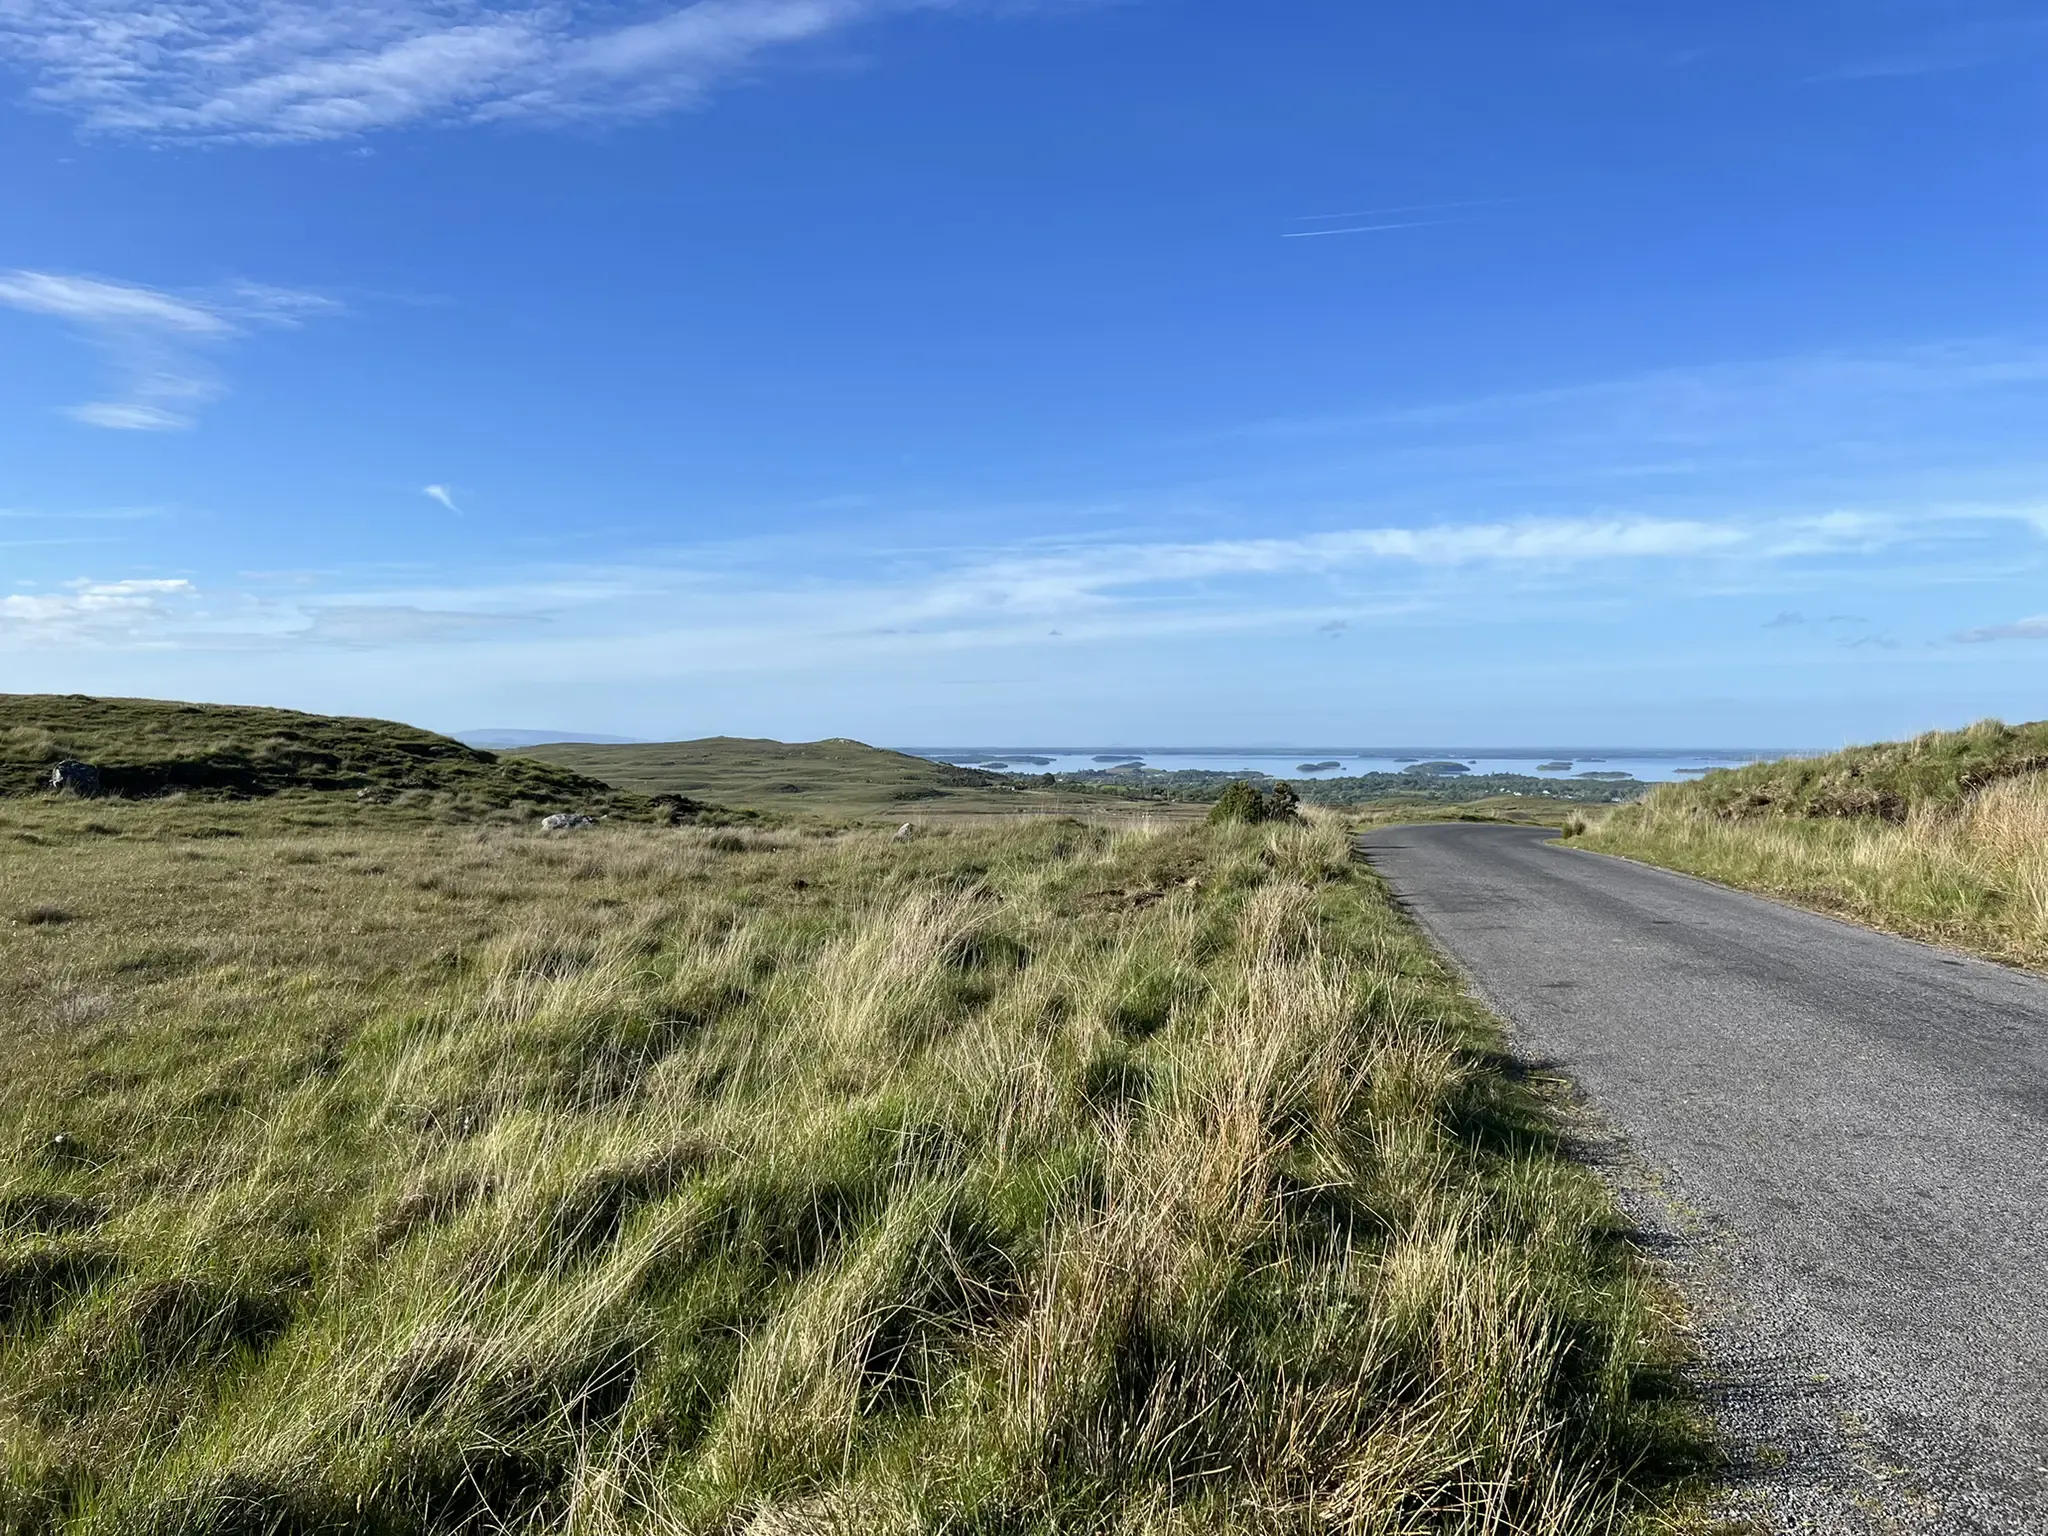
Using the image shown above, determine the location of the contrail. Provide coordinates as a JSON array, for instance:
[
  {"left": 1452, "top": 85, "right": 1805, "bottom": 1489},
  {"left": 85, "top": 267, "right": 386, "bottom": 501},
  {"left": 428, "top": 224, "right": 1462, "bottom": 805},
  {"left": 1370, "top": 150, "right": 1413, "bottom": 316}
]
[
  {"left": 1294, "top": 197, "right": 1514, "bottom": 223},
  {"left": 1282, "top": 219, "right": 1457, "bottom": 239}
]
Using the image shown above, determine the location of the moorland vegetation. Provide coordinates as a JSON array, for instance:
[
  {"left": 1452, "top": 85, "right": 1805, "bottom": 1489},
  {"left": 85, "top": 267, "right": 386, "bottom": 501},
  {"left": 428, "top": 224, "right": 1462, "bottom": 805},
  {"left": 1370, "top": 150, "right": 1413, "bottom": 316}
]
[
  {"left": 0, "top": 704, "right": 1711, "bottom": 1533},
  {"left": 511, "top": 739, "right": 1173, "bottom": 824},
  {"left": 1582, "top": 718, "right": 2048, "bottom": 967},
  {"left": 0, "top": 695, "right": 620, "bottom": 814}
]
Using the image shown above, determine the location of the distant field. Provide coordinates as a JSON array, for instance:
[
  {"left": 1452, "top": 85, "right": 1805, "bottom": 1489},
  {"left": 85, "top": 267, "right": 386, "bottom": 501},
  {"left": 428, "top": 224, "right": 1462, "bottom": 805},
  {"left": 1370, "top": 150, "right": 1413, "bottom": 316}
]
[
  {"left": 0, "top": 796, "right": 1709, "bottom": 1532},
  {"left": 513, "top": 737, "right": 1203, "bottom": 823},
  {"left": 1582, "top": 718, "right": 2048, "bottom": 967}
]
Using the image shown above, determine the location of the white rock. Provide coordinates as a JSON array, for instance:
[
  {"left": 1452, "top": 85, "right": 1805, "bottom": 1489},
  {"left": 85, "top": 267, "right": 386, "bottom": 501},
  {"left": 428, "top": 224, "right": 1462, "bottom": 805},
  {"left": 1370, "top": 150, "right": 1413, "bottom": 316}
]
[{"left": 47, "top": 760, "right": 102, "bottom": 796}]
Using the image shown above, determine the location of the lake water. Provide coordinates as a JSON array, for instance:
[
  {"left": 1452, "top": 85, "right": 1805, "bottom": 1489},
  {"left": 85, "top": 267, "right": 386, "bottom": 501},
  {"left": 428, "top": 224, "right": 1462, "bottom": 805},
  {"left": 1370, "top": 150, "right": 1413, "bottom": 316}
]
[{"left": 906, "top": 749, "right": 1809, "bottom": 785}]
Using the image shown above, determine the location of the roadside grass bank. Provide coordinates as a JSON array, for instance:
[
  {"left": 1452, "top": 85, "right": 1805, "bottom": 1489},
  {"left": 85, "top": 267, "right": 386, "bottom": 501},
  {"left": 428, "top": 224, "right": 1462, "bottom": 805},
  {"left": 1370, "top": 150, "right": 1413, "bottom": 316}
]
[
  {"left": 2, "top": 800, "right": 1711, "bottom": 1532},
  {"left": 1580, "top": 720, "right": 2048, "bottom": 968}
]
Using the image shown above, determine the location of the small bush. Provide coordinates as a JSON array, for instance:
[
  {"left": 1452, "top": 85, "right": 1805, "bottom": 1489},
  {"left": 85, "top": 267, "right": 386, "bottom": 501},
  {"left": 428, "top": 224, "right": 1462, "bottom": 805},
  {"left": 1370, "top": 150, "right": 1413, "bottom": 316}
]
[{"left": 1206, "top": 780, "right": 1302, "bottom": 826}]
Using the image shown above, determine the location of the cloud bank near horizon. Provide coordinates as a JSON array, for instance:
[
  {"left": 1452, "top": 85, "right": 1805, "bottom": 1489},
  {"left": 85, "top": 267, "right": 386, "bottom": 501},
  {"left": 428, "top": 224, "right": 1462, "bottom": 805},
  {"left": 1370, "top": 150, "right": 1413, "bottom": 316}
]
[{"left": 0, "top": 503, "right": 2013, "bottom": 658}]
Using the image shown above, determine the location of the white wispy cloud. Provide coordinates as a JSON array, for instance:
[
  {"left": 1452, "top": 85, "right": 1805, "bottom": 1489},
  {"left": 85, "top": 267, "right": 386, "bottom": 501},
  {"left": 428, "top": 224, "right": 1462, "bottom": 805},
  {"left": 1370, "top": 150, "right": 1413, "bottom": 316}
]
[
  {"left": 0, "top": 509, "right": 1901, "bottom": 659},
  {"left": 0, "top": 270, "right": 228, "bottom": 332},
  {"left": 899, "top": 516, "right": 1749, "bottom": 621},
  {"left": 0, "top": 270, "right": 335, "bottom": 430},
  {"left": 1293, "top": 199, "right": 1514, "bottom": 224},
  {"left": 1253, "top": 341, "right": 2048, "bottom": 445},
  {"left": 1281, "top": 220, "right": 1458, "bottom": 240},
  {"left": 0, "top": 578, "right": 199, "bottom": 644},
  {"left": 298, "top": 604, "right": 535, "bottom": 646},
  {"left": 1954, "top": 615, "right": 2048, "bottom": 644},
  {"left": 0, "top": 0, "right": 986, "bottom": 142},
  {"left": 423, "top": 485, "right": 463, "bottom": 514}
]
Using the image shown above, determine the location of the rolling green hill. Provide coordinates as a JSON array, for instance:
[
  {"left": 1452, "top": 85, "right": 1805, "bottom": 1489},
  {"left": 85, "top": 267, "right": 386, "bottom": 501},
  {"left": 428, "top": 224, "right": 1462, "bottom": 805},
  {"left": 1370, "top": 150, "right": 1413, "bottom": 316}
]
[
  {"left": 0, "top": 694, "right": 619, "bottom": 810},
  {"left": 512, "top": 736, "right": 1097, "bottom": 819}
]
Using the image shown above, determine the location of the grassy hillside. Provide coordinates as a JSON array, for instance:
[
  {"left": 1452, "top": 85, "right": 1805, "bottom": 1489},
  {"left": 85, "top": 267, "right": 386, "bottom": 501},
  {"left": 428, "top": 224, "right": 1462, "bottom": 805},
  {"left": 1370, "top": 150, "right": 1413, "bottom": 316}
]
[
  {"left": 514, "top": 737, "right": 1182, "bottom": 823},
  {"left": 1626, "top": 718, "right": 2048, "bottom": 822},
  {"left": 0, "top": 796, "right": 1710, "bottom": 1533},
  {"left": 0, "top": 694, "right": 625, "bottom": 815},
  {"left": 1581, "top": 719, "right": 2048, "bottom": 966}
]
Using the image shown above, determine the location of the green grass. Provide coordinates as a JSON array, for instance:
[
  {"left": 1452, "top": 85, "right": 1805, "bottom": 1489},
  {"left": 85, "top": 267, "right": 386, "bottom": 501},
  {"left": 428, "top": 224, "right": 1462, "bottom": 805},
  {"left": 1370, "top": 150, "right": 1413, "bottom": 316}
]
[
  {"left": 1627, "top": 717, "right": 2048, "bottom": 822},
  {"left": 0, "top": 796, "right": 1712, "bottom": 1534},
  {"left": 0, "top": 695, "right": 621, "bottom": 813},
  {"left": 512, "top": 738, "right": 1191, "bottom": 824},
  {"left": 1580, "top": 718, "right": 2048, "bottom": 967}
]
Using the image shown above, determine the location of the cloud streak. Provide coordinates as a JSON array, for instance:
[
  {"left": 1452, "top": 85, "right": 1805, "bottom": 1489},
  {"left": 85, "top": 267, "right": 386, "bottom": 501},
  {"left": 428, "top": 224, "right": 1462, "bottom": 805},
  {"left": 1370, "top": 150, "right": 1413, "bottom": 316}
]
[
  {"left": 0, "top": 507, "right": 1910, "bottom": 660},
  {"left": 1281, "top": 220, "right": 1459, "bottom": 240},
  {"left": 1954, "top": 615, "right": 2048, "bottom": 644},
  {"left": 0, "top": 578, "right": 199, "bottom": 644},
  {"left": 0, "top": 270, "right": 334, "bottom": 429},
  {"left": 0, "top": 0, "right": 985, "bottom": 142},
  {"left": 423, "top": 485, "right": 463, "bottom": 514},
  {"left": 298, "top": 604, "right": 535, "bottom": 646}
]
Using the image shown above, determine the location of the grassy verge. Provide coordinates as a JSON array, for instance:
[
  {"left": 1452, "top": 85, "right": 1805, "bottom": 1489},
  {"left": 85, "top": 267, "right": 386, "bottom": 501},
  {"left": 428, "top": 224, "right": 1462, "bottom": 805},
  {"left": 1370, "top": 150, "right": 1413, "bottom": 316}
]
[
  {"left": 2, "top": 798, "right": 1709, "bottom": 1533},
  {"left": 1580, "top": 722, "right": 2048, "bottom": 969}
]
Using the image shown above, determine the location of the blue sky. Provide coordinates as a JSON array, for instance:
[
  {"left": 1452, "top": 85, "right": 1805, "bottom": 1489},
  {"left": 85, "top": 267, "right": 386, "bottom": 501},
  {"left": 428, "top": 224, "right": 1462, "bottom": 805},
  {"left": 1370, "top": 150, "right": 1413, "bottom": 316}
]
[{"left": 3, "top": 1, "right": 2046, "bottom": 747}]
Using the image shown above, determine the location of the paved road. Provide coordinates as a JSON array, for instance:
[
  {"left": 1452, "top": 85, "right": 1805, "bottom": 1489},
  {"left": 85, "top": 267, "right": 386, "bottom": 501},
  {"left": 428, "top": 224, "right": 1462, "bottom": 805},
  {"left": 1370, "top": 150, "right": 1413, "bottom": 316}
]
[{"left": 1356, "top": 823, "right": 2048, "bottom": 1535}]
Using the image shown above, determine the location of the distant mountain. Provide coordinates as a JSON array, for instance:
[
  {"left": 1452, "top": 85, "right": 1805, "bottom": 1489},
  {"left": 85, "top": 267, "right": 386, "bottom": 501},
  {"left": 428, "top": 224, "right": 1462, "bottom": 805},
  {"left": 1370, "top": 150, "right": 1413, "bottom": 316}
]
[{"left": 454, "top": 729, "right": 646, "bottom": 748}]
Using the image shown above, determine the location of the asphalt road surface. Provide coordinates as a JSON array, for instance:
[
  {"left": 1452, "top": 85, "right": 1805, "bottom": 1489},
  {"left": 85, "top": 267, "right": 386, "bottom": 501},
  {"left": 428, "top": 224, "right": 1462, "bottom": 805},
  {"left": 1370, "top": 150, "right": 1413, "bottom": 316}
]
[{"left": 1356, "top": 823, "right": 2048, "bottom": 1535}]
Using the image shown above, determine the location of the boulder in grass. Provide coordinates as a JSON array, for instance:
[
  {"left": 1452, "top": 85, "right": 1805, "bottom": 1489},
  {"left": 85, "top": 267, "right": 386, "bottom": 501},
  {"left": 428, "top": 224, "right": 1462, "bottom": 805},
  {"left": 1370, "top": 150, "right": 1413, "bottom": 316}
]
[
  {"left": 47, "top": 761, "right": 102, "bottom": 797},
  {"left": 541, "top": 812, "right": 599, "bottom": 832}
]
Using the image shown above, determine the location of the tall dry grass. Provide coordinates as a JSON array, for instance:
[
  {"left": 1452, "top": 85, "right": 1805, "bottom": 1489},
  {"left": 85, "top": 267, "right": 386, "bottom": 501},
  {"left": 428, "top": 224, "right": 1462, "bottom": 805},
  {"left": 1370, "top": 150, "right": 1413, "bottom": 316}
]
[
  {"left": 1584, "top": 770, "right": 2048, "bottom": 965},
  {"left": 0, "top": 801, "right": 1707, "bottom": 1533}
]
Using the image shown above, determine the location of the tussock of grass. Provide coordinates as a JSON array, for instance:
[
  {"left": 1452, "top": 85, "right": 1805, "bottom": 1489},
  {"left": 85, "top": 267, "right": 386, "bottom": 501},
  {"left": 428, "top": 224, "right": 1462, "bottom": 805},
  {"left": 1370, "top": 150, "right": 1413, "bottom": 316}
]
[
  {"left": 0, "top": 803, "right": 1708, "bottom": 1532},
  {"left": 1587, "top": 720, "right": 2048, "bottom": 965}
]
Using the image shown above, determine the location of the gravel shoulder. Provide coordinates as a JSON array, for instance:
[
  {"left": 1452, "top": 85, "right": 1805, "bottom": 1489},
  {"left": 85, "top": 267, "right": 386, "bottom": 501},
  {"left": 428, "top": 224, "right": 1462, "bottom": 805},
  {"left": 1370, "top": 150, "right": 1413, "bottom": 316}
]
[{"left": 1356, "top": 822, "right": 2048, "bottom": 1535}]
